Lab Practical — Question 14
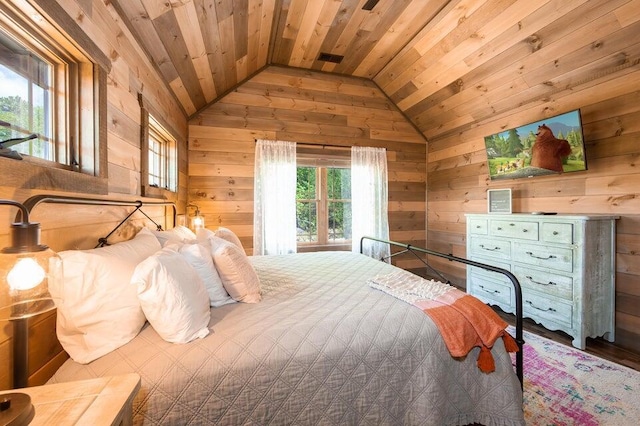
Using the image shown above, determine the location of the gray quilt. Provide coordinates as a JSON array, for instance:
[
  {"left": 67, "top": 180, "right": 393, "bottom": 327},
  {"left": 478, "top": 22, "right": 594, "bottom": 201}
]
[{"left": 49, "top": 251, "right": 524, "bottom": 425}]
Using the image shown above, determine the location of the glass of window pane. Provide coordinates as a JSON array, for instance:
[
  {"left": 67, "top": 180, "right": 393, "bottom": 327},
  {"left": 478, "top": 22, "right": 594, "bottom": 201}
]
[{"left": 0, "top": 30, "right": 53, "bottom": 161}]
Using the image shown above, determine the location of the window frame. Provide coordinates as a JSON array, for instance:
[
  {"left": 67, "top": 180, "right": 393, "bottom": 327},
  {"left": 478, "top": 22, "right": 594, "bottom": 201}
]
[
  {"left": 139, "top": 96, "right": 179, "bottom": 198},
  {"left": 296, "top": 155, "right": 351, "bottom": 251},
  {"left": 0, "top": 0, "right": 108, "bottom": 194}
]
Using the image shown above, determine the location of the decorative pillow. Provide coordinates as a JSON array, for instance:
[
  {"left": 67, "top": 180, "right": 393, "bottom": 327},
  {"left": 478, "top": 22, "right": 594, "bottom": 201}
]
[
  {"left": 174, "top": 242, "right": 235, "bottom": 307},
  {"left": 132, "top": 247, "right": 211, "bottom": 343},
  {"left": 153, "top": 225, "right": 197, "bottom": 246},
  {"left": 209, "top": 237, "right": 261, "bottom": 303},
  {"left": 214, "top": 227, "right": 244, "bottom": 250},
  {"left": 52, "top": 227, "right": 161, "bottom": 363}
]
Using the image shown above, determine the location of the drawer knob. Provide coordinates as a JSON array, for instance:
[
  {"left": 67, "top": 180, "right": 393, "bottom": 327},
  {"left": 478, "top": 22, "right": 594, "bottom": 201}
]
[
  {"left": 479, "top": 244, "right": 501, "bottom": 251},
  {"left": 525, "top": 300, "right": 557, "bottom": 313},
  {"left": 526, "top": 251, "right": 557, "bottom": 260},
  {"left": 553, "top": 231, "right": 559, "bottom": 235},
  {"left": 509, "top": 223, "right": 515, "bottom": 226},
  {"left": 476, "top": 225, "right": 481, "bottom": 229},
  {"left": 522, "top": 229, "right": 528, "bottom": 233},
  {"left": 526, "top": 276, "right": 557, "bottom": 286},
  {"left": 497, "top": 227, "right": 502, "bottom": 230}
]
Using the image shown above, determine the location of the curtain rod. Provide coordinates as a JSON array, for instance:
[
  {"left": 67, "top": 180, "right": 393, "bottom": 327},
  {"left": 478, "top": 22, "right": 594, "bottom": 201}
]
[{"left": 254, "top": 139, "right": 351, "bottom": 151}]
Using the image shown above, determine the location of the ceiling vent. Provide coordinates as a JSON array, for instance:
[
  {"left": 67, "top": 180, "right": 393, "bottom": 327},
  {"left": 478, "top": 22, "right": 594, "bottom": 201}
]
[
  {"left": 318, "top": 52, "right": 344, "bottom": 64},
  {"left": 362, "top": 0, "right": 380, "bottom": 11}
]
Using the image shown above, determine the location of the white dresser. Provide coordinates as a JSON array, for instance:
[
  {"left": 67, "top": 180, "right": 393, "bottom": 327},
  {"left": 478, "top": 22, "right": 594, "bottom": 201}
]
[{"left": 465, "top": 213, "right": 618, "bottom": 349}]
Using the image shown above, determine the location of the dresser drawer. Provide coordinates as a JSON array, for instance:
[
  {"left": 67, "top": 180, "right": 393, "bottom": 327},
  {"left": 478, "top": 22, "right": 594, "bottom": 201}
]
[
  {"left": 523, "top": 291, "right": 573, "bottom": 327},
  {"left": 513, "top": 242, "right": 573, "bottom": 273},
  {"left": 469, "top": 273, "right": 512, "bottom": 307},
  {"left": 542, "top": 222, "right": 574, "bottom": 244},
  {"left": 514, "top": 265, "right": 573, "bottom": 300},
  {"left": 489, "top": 220, "right": 539, "bottom": 241},
  {"left": 469, "top": 257, "right": 511, "bottom": 283},
  {"left": 469, "top": 218, "right": 488, "bottom": 235},
  {"left": 469, "top": 236, "right": 511, "bottom": 259}
]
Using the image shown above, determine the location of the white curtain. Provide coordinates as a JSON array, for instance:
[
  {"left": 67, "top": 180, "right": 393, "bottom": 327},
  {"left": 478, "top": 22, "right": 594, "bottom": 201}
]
[
  {"left": 351, "top": 146, "right": 390, "bottom": 261},
  {"left": 253, "top": 139, "right": 297, "bottom": 255}
]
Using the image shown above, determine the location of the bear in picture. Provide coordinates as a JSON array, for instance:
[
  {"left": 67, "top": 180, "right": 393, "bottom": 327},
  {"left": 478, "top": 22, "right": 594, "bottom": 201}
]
[{"left": 530, "top": 124, "right": 572, "bottom": 173}]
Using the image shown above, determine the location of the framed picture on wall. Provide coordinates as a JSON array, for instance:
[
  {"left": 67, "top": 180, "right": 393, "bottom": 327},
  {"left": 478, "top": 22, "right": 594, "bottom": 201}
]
[{"left": 487, "top": 189, "right": 512, "bottom": 214}]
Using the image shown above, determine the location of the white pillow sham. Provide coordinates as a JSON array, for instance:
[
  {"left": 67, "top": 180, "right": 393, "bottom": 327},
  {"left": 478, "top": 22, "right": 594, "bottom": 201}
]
[
  {"left": 52, "top": 227, "right": 161, "bottom": 363},
  {"left": 132, "top": 247, "right": 211, "bottom": 344},
  {"left": 214, "top": 227, "right": 244, "bottom": 250},
  {"left": 209, "top": 236, "right": 261, "bottom": 303},
  {"left": 174, "top": 242, "right": 235, "bottom": 307},
  {"left": 153, "top": 225, "right": 197, "bottom": 246}
]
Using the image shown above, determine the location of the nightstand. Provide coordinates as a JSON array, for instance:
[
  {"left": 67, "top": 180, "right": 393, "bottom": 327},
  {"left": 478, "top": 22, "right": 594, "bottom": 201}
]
[{"left": 0, "top": 373, "right": 140, "bottom": 426}]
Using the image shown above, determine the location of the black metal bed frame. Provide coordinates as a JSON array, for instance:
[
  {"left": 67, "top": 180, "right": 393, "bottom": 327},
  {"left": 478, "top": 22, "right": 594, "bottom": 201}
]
[
  {"left": 360, "top": 236, "right": 524, "bottom": 388},
  {"left": 20, "top": 194, "right": 176, "bottom": 248}
]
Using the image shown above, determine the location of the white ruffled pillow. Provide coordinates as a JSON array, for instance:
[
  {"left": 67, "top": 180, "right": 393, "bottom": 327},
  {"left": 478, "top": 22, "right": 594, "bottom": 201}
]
[
  {"left": 52, "top": 228, "right": 161, "bottom": 363},
  {"left": 153, "top": 225, "right": 197, "bottom": 246},
  {"left": 209, "top": 237, "right": 261, "bottom": 303},
  {"left": 132, "top": 247, "right": 211, "bottom": 343},
  {"left": 174, "top": 242, "right": 235, "bottom": 307}
]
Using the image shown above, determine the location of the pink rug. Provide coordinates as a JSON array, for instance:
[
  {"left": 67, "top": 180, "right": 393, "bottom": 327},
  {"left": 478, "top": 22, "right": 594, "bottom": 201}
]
[{"left": 509, "top": 327, "right": 640, "bottom": 425}]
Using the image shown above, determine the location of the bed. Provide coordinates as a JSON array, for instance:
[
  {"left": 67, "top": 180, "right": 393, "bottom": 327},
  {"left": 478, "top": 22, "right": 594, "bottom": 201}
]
[{"left": 26, "top": 196, "right": 525, "bottom": 425}]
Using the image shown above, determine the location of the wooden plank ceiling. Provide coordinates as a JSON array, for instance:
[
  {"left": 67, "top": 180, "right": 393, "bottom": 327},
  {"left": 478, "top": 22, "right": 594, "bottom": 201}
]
[
  {"left": 113, "top": 0, "right": 449, "bottom": 116},
  {"left": 114, "top": 0, "right": 640, "bottom": 141}
]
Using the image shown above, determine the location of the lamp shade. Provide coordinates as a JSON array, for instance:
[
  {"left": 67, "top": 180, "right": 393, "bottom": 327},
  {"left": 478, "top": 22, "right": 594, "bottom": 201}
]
[
  {"left": 188, "top": 204, "right": 205, "bottom": 232},
  {"left": 0, "top": 200, "right": 61, "bottom": 321},
  {"left": 0, "top": 247, "right": 61, "bottom": 320}
]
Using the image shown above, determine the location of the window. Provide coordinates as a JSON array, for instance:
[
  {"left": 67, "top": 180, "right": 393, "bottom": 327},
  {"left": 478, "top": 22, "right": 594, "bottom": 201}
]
[
  {"left": 0, "top": 1, "right": 107, "bottom": 193},
  {"left": 139, "top": 95, "right": 178, "bottom": 197},
  {"left": 0, "top": 29, "right": 53, "bottom": 160},
  {"left": 147, "top": 115, "right": 177, "bottom": 193},
  {"left": 0, "top": 3, "right": 101, "bottom": 173},
  {"left": 296, "top": 165, "right": 351, "bottom": 247}
]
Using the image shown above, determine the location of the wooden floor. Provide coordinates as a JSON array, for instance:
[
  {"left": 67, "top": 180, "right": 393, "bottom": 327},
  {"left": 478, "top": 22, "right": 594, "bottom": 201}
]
[{"left": 496, "top": 309, "right": 640, "bottom": 372}]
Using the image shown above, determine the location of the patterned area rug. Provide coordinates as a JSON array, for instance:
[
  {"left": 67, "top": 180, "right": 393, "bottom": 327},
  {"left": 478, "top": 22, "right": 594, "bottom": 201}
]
[{"left": 509, "top": 327, "right": 640, "bottom": 425}]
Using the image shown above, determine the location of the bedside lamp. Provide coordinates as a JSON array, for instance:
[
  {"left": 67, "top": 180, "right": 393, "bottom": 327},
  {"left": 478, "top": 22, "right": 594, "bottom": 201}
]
[
  {"left": 188, "top": 204, "right": 205, "bottom": 232},
  {"left": 0, "top": 199, "right": 62, "bottom": 425}
]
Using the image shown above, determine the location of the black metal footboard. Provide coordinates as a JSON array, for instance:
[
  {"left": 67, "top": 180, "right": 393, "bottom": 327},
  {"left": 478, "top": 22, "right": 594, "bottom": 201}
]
[{"left": 360, "top": 236, "right": 524, "bottom": 388}]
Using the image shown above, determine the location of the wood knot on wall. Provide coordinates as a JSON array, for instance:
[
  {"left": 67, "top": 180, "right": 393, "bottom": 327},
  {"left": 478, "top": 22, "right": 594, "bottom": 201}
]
[{"left": 527, "top": 34, "right": 542, "bottom": 52}]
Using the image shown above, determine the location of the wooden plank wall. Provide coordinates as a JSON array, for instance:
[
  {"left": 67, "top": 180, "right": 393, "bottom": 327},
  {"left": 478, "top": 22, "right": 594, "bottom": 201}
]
[
  {"left": 375, "top": 0, "right": 640, "bottom": 353},
  {"left": 188, "top": 66, "right": 427, "bottom": 270},
  {"left": 0, "top": 0, "right": 187, "bottom": 390}
]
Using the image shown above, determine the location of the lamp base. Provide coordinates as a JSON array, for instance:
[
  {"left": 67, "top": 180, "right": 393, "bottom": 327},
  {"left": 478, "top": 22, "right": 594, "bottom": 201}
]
[{"left": 0, "top": 393, "right": 34, "bottom": 426}]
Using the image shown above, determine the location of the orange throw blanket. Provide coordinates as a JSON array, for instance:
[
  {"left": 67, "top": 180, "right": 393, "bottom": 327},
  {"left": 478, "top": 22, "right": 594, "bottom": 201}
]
[{"left": 414, "top": 289, "right": 519, "bottom": 373}]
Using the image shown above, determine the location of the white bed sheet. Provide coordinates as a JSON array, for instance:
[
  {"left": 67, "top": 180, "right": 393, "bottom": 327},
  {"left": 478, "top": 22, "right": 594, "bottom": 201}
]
[{"left": 48, "top": 251, "right": 524, "bottom": 425}]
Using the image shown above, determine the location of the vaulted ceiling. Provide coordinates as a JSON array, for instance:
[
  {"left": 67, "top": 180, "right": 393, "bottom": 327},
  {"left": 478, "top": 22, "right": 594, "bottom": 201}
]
[
  {"left": 114, "top": 0, "right": 640, "bottom": 140},
  {"left": 114, "top": 0, "right": 449, "bottom": 116}
]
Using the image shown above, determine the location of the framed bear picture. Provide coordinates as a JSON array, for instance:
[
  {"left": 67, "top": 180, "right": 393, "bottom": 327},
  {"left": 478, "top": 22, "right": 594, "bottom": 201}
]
[{"left": 483, "top": 110, "right": 587, "bottom": 181}]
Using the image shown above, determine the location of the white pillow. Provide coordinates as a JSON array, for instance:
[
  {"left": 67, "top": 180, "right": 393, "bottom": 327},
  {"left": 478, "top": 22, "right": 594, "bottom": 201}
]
[
  {"left": 196, "top": 227, "right": 216, "bottom": 243},
  {"left": 132, "top": 247, "right": 211, "bottom": 344},
  {"left": 175, "top": 242, "right": 235, "bottom": 307},
  {"left": 210, "top": 237, "right": 261, "bottom": 303},
  {"left": 52, "top": 228, "right": 161, "bottom": 363},
  {"left": 214, "top": 227, "right": 244, "bottom": 250},
  {"left": 153, "top": 225, "right": 197, "bottom": 246}
]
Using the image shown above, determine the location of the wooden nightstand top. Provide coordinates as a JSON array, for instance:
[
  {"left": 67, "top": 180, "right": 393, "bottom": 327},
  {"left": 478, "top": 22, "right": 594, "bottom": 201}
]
[{"left": 0, "top": 373, "right": 141, "bottom": 426}]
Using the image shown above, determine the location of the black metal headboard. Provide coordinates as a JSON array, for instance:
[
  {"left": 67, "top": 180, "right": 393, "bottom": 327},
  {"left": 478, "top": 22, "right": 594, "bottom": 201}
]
[{"left": 21, "top": 194, "right": 176, "bottom": 248}]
